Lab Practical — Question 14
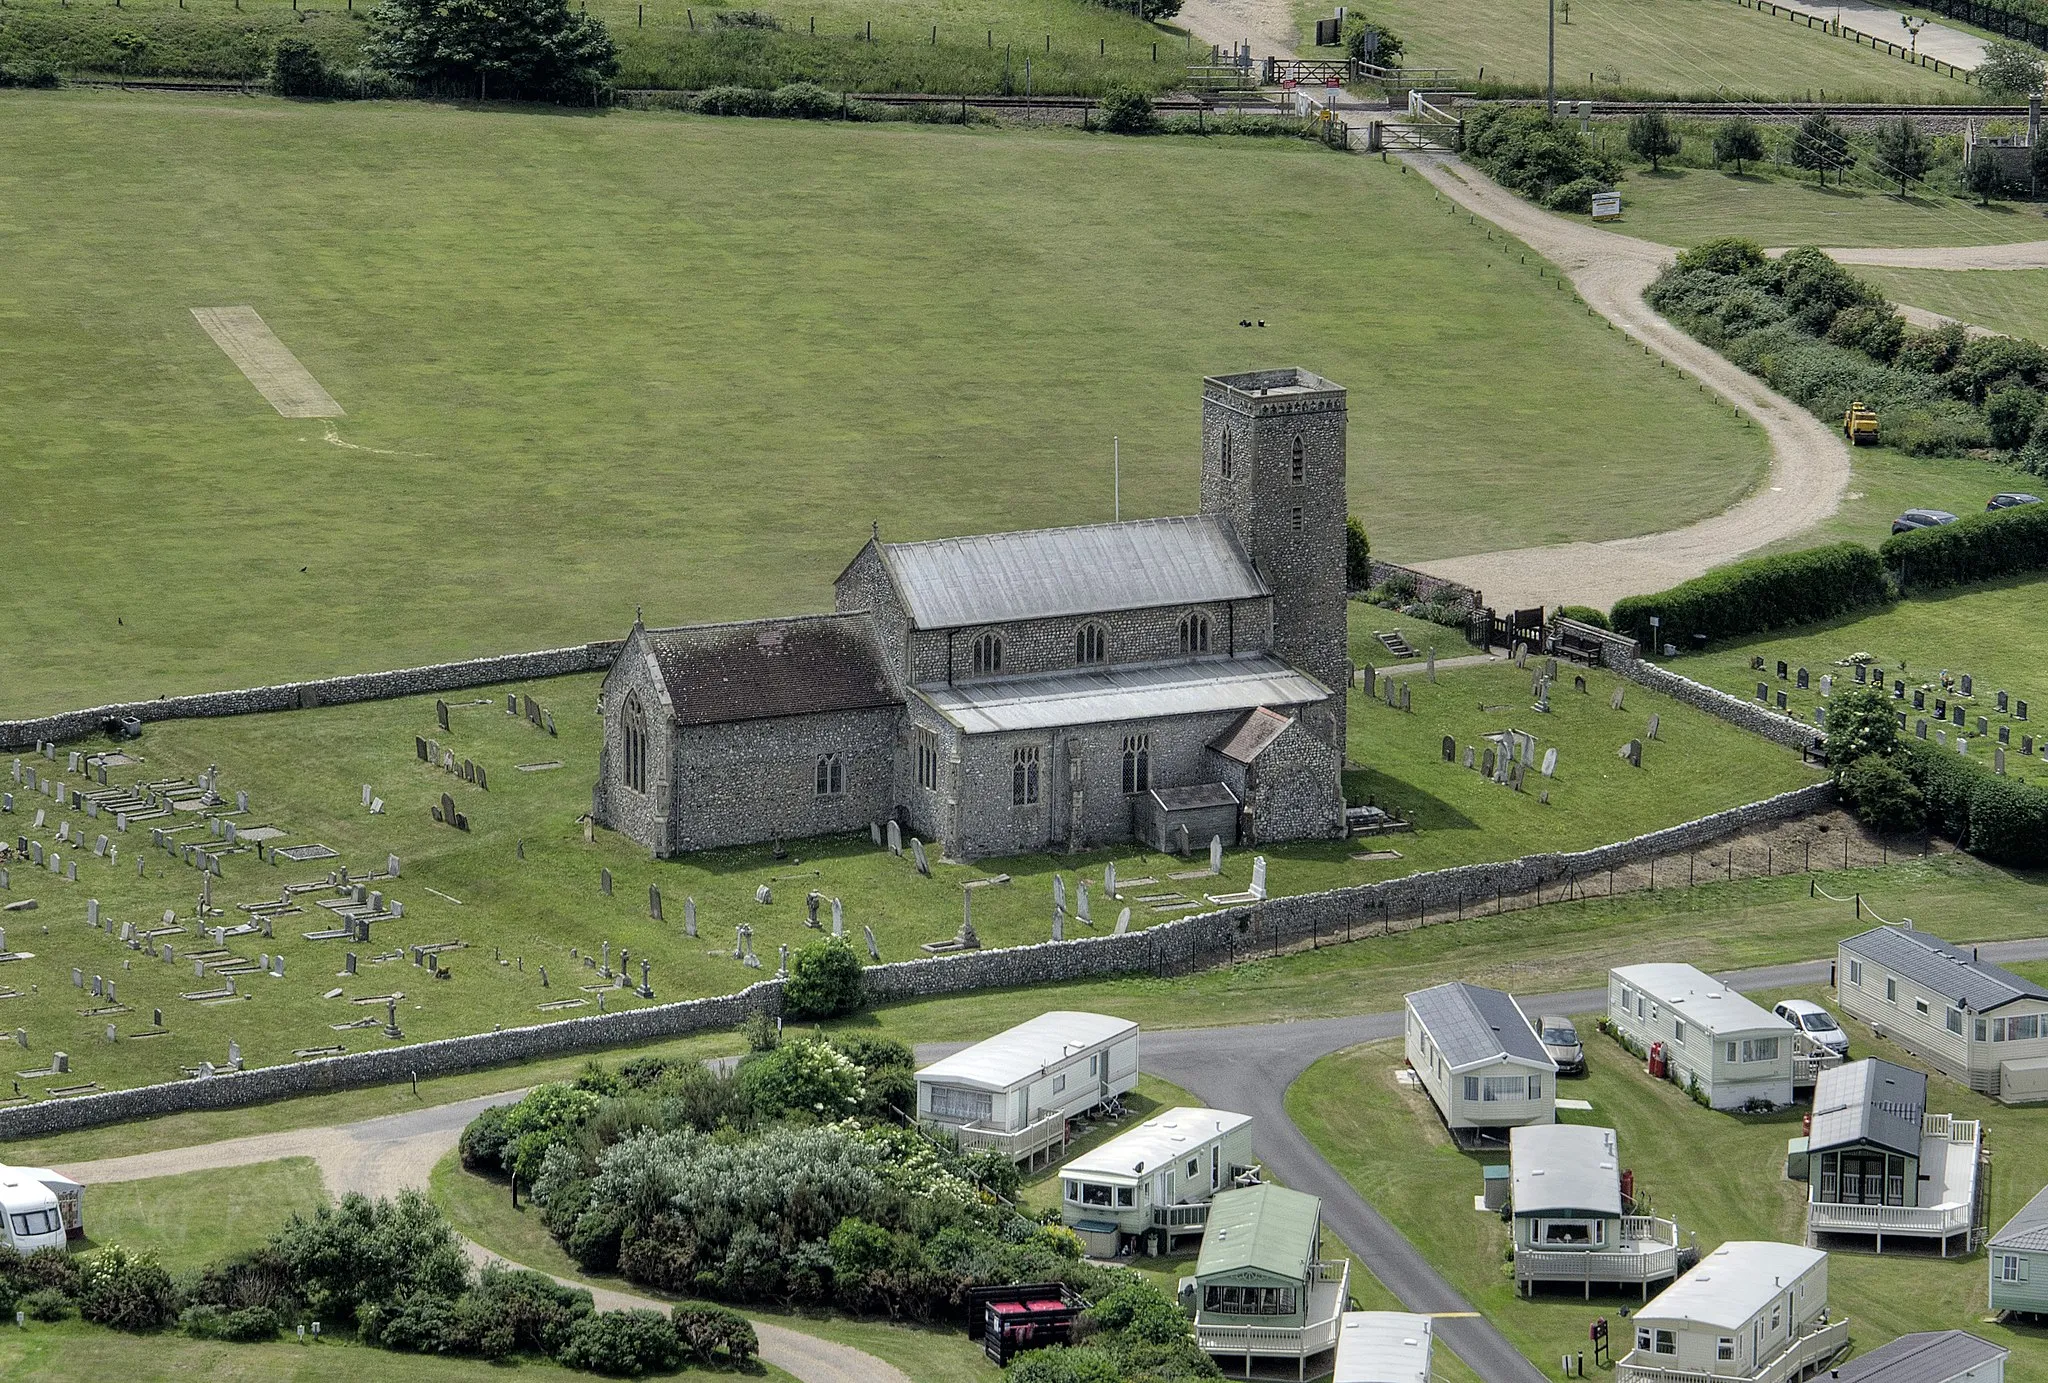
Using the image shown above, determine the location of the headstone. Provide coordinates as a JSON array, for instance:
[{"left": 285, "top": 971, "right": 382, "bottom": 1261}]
[
  {"left": 2024, "top": 735, "right": 2036, "bottom": 756},
  {"left": 437, "top": 699, "right": 450, "bottom": 731},
  {"left": 1996, "top": 747, "right": 2008, "bottom": 775},
  {"left": 1916, "top": 719, "right": 1928, "bottom": 739},
  {"left": 1114, "top": 907, "right": 1131, "bottom": 934},
  {"left": 1481, "top": 748, "right": 1497, "bottom": 777},
  {"left": 476, "top": 767, "right": 487, "bottom": 792},
  {"left": 1399, "top": 682, "right": 1411, "bottom": 712},
  {"left": 362, "top": 784, "right": 373, "bottom": 808},
  {"left": 1077, "top": 880, "right": 1092, "bottom": 923},
  {"left": 344, "top": 952, "right": 357, "bottom": 976},
  {"left": 1053, "top": 874, "right": 1066, "bottom": 916},
  {"left": 1541, "top": 748, "right": 1557, "bottom": 776},
  {"left": 2020, "top": 700, "right": 2030, "bottom": 721},
  {"left": 1105, "top": 861, "right": 1118, "bottom": 896},
  {"left": 600, "top": 868, "right": 612, "bottom": 896},
  {"left": 153, "top": 1008, "right": 163, "bottom": 1028},
  {"left": 1998, "top": 690, "right": 2010, "bottom": 713},
  {"left": 539, "top": 966, "right": 548, "bottom": 988},
  {"left": 1776, "top": 691, "right": 1788, "bottom": 711},
  {"left": 1210, "top": 834, "right": 1224, "bottom": 874},
  {"left": 1441, "top": 736, "right": 1456, "bottom": 763},
  {"left": 236, "top": 790, "right": 248, "bottom": 814},
  {"left": 870, "top": 821, "right": 882, "bottom": 846},
  {"left": 1797, "top": 668, "right": 1809, "bottom": 690},
  {"left": 1509, "top": 762, "right": 1525, "bottom": 792},
  {"left": 886, "top": 820, "right": 902, "bottom": 856},
  {"left": 1935, "top": 697, "right": 1947, "bottom": 718},
  {"left": 116, "top": 812, "right": 126, "bottom": 833},
  {"left": 1620, "top": 739, "right": 1643, "bottom": 767},
  {"left": 755, "top": 884, "right": 771, "bottom": 905},
  {"left": 649, "top": 885, "right": 663, "bottom": 921},
  {"left": 1962, "top": 674, "right": 1974, "bottom": 696},
  {"left": 1462, "top": 746, "right": 1475, "bottom": 769},
  {"left": 1954, "top": 705, "right": 1967, "bottom": 727},
  {"left": 1052, "top": 913, "right": 1064, "bottom": 942},
  {"left": 525, "top": 694, "right": 538, "bottom": 724},
  {"left": 863, "top": 924, "right": 880, "bottom": 961},
  {"left": 686, "top": 896, "right": 698, "bottom": 937},
  {"left": 544, "top": 710, "right": 555, "bottom": 736},
  {"left": 463, "top": 760, "right": 475, "bottom": 784},
  {"left": 1514, "top": 642, "right": 1528, "bottom": 668},
  {"left": 1249, "top": 856, "right": 1268, "bottom": 899},
  {"left": 508, "top": 693, "right": 518, "bottom": 715},
  {"left": 1978, "top": 716, "right": 1990, "bottom": 737},
  {"left": 1938, "top": 729, "right": 1948, "bottom": 746},
  {"left": 1521, "top": 734, "right": 1536, "bottom": 767},
  {"left": 1820, "top": 674, "right": 1833, "bottom": 697},
  {"left": 1426, "top": 647, "right": 1436, "bottom": 682},
  {"left": 87, "top": 898, "right": 98, "bottom": 927},
  {"left": 1854, "top": 664, "right": 1867, "bottom": 684},
  {"left": 1959, "top": 737, "right": 1970, "bottom": 755},
  {"left": 1816, "top": 708, "right": 1829, "bottom": 727},
  {"left": 1533, "top": 682, "right": 1549, "bottom": 713},
  {"left": 911, "top": 838, "right": 929, "bottom": 876},
  {"left": 416, "top": 737, "right": 429, "bottom": 761},
  {"left": 830, "top": 896, "right": 842, "bottom": 939},
  {"left": 1611, "top": 687, "right": 1625, "bottom": 711},
  {"left": 1573, "top": 675, "right": 1587, "bottom": 694},
  {"left": 1913, "top": 689, "right": 1925, "bottom": 710}
]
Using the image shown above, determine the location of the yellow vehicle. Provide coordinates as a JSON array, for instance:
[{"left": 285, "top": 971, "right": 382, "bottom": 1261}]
[{"left": 1843, "top": 402, "right": 1879, "bottom": 445}]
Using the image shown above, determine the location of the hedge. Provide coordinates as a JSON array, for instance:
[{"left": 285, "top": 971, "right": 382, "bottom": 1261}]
[
  {"left": 1896, "top": 741, "right": 2048, "bottom": 866},
  {"left": 1880, "top": 501, "right": 2048, "bottom": 591},
  {"left": 1609, "top": 542, "right": 1892, "bottom": 647}
]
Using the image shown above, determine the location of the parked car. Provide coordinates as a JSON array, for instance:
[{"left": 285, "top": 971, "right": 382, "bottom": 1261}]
[
  {"left": 1772, "top": 999, "right": 1849, "bottom": 1059},
  {"left": 1538, "top": 1015, "right": 1586, "bottom": 1076},
  {"left": 1988, "top": 493, "right": 2042, "bottom": 511},
  {"left": 1892, "top": 509, "right": 1959, "bottom": 534}
]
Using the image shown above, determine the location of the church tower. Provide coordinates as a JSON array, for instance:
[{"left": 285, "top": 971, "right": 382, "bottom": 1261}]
[{"left": 1199, "top": 368, "right": 1350, "bottom": 741}]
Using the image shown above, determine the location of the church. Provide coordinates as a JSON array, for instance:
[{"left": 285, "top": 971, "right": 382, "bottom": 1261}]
[{"left": 592, "top": 367, "right": 1352, "bottom": 861}]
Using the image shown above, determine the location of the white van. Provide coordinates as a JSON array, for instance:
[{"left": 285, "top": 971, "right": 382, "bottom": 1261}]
[{"left": 0, "top": 1175, "right": 67, "bottom": 1254}]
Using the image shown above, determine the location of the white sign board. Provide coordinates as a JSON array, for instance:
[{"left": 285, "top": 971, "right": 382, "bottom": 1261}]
[{"left": 1590, "top": 191, "right": 1623, "bottom": 221}]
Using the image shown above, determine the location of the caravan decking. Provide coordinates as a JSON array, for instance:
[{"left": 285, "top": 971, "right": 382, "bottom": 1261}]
[
  {"left": 1187, "top": 1183, "right": 1351, "bottom": 1381},
  {"left": 1805, "top": 1059, "right": 1984, "bottom": 1255},
  {"left": 1509, "top": 1125, "right": 1683, "bottom": 1299},
  {"left": 915, "top": 1011, "right": 1140, "bottom": 1167},
  {"left": 1059, "top": 1107, "right": 1256, "bottom": 1256}
]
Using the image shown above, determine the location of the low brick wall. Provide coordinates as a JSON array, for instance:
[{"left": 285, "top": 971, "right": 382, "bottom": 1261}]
[
  {"left": 1358, "top": 560, "right": 1482, "bottom": 616},
  {"left": 0, "top": 779, "right": 1838, "bottom": 1139},
  {"left": 0, "top": 643, "right": 625, "bottom": 752}
]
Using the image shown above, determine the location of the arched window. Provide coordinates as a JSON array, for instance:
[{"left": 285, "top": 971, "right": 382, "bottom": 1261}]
[
  {"left": 1121, "top": 734, "right": 1150, "bottom": 795},
  {"left": 815, "top": 753, "right": 843, "bottom": 797},
  {"left": 1178, "top": 612, "right": 1211, "bottom": 655},
  {"left": 971, "top": 631, "right": 1004, "bottom": 676},
  {"left": 1290, "top": 435, "right": 1306, "bottom": 485},
  {"left": 1012, "top": 746, "right": 1040, "bottom": 805},
  {"left": 1075, "top": 622, "right": 1107, "bottom": 665},
  {"left": 622, "top": 695, "right": 648, "bottom": 794},
  {"left": 1220, "top": 430, "right": 1234, "bottom": 479}
]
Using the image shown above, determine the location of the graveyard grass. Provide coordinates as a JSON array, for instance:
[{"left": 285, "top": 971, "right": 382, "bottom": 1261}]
[
  {"left": 1600, "top": 164, "right": 2048, "bottom": 247},
  {"left": 82, "top": 1155, "right": 328, "bottom": 1273},
  {"left": 0, "top": 90, "right": 1768, "bottom": 715},
  {"left": 1683, "top": 571, "right": 2048, "bottom": 788},
  {"left": 1290, "top": 1012, "right": 2048, "bottom": 1378},
  {"left": 1293, "top": 0, "right": 1974, "bottom": 101},
  {"left": 0, "top": 614, "right": 1820, "bottom": 1102},
  {"left": 15, "top": 846, "right": 2046, "bottom": 1168}
]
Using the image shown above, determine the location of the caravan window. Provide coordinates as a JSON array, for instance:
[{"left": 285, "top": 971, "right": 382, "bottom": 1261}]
[
  {"left": 8, "top": 1209, "right": 56, "bottom": 1238},
  {"left": 1673, "top": 1021, "right": 1686, "bottom": 1045},
  {"left": 1117, "top": 1186, "right": 1134, "bottom": 1208},
  {"left": 1947, "top": 1007, "right": 1964, "bottom": 1035},
  {"left": 1717, "top": 1338, "right": 1736, "bottom": 1362},
  {"left": 1463, "top": 1076, "right": 1480, "bottom": 1101},
  {"left": 1540, "top": 1220, "right": 1596, "bottom": 1245},
  {"left": 1052, "top": 1074, "right": 1067, "bottom": 1094},
  {"left": 1652, "top": 1330, "right": 1676, "bottom": 1355},
  {"left": 2002, "top": 1255, "right": 2026, "bottom": 1283},
  {"left": 1848, "top": 959, "right": 1862, "bottom": 987},
  {"left": 1526, "top": 1074, "right": 1543, "bottom": 1100},
  {"left": 1076, "top": 1183, "right": 1114, "bottom": 1207},
  {"left": 1481, "top": 1076, "right": 1526, "bottom": 1102}
]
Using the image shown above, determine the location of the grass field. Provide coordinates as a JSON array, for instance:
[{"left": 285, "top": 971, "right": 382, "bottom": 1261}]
[
  {"left": 0, "top": 623, "right": 1823, "bottom": 1098},
  {"left": 1856, "top": 265, "right": 2048, "bottom": 340},
  {"left": 84, "top": 1156, "right": 329, "bottom": 1272},
  {"left": 0, "top": 91, "right": 1768, "bottom": 714},
  {"left": 1292, "top": 1019, "right": 2048, "bottom": 1381},
  {"left": 1301, "top": 0, "right": 1974, "bottom": 100},
  {"left": 1679, "top": 572, "right": 2048, "bottom": 785},
  {"left": 1604, "top": 165, "right": 2048, "bottom": 247}
]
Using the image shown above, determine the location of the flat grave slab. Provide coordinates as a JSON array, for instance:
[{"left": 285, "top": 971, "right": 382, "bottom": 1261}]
[
  {"left": 235, "top": 826, "right": 287, "bottom": 843},
  {"left": 274, "top": 844, "right": 339, "bottom": 862}
]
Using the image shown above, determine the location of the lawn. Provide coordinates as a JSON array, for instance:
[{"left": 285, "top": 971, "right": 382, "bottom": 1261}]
[
  {"left": 0, "top": 621, "right": 1824, "bottom": 1099},
  {"left": 83, "top": 1156, "right": 329, "bottom": 1273},
  {"left": 1291, "top": 1022, "right": 2048, "bottom": 1380},
  {"left": 1604, "top": 165, "right": 2048, "bottom": 248},
  {"left": 1296, "top": 0, "right": 1972, "bottom": 101},
  {"left": 1679, "top": 572, "right": 2048, "bottom": 788},
  {"left": 0, "top": 91, "right": 1767, "bottom": 715},
  {"left": 1855, "top": 265, "right": 2048, "bottom": 342},
  {"left": 1756, "top": 439, "right": 2036, "bottom": 559}
]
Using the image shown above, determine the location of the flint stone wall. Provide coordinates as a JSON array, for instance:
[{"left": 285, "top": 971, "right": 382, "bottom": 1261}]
[
  {"left": 1358, "top": 560, "right": 1483, "bottom": 616},
  {"left": 1590, "top": 634, "right": 1824, "bottom": 753},
  {"left": 0, "top": 642, "right": 623, "bottom": 752},
  {"left": 0, "top": 779, "right": 1835, "bottom": 1138}
]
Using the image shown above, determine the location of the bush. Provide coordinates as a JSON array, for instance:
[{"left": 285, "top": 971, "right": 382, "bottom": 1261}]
[
  {"left": 1096, "top": 86, "right": 1156, "bottom": 134},
  {"left": 770, "top": 80, "right": 837, "bottom": 118},
  {"left": 0, "top": 58, "right": 61, "bottom": 88},
  {"left": 1880, "top": 501, "right": 2048, "bottom": 590},
  {"left": 1345, "top": 516, "right": 1370, "bottom": 589},
  {"left": 20, "top": 1287, "right": 71, "bottom": 1322},
  {"left": 1977, "top": 37, "right": 2045, "bottom": 98},
  {"left": 1463, "top": 105, "right": 1615, "bottom": 204},
  {"left": 1837, "top": 757, "right": 1925, "bottom": 834},
  {"left": 1824, "top": 304, "right": 1905, "bottom": 363},
  {"left": 1899, "top": 741, "right": 1978, "bottom": 841},
  {"left": 266, "top": 1189, "right": 470, "bottom": 1326},
  {"left": 1555, "top": 604, "right": 1609, "bottom": 630},
  {"left": 1673, "top": 236, "right": 1768, "bottom": 278},
  {"left": 78, "top": 1245, "right": 179, "bottom": 1332},
  {"left": 1006, "top": 1346, "right": 1125, "bottom": 1383},
  {"left": 271, "top": 36, "right": 329, "bottom": 96},
  {"left": 737, "top": 1036, "right": 865, "bottom": 1118},
  {"left": 1340, "top": 13, "right": 1403, "bottom": 64},
  {"left": 1964, "top": 153, "right": 2011, "bottom": 205},
  {"left": 1950, "top": 335, "right": 2048, "bottom": 404},
  {"left": 1986, "top": 385, "right": 2043, "bottom": 449},
  {"left": 783, "top": 937, "right": 864, "bottom": 1018},
  {"left": 1539, "top": 176, "right": 1606, "bottom": 213},
  {"left": 556, "top": 1307, "right": 683, "bottom": 1376},
  {"left": 366, "top": 0, "right": 617, "bottom": 101},
  {"left": 694, "top": 84, "right": 773, "bottom": 116},
  {"left": 363, "top": 1290, "right": 460, "bottom": 1352},
  {"left": 1824, "top": 683, "right": 1899, "bottom": 767},
  {"left": 672, "top": 1302, "right": 757, "bottom": 1364},
  {"left": 1897, "top": 322, "right": 1967, "bottom": 376},
  {"left": 1882, "top": 401, "right": 1990, "bottom": 458},
  {"left": 1776, "top": 246, "right": 1881, "bottom": 337},
  {"left": 19, "top": 1246, "right": 82, "bottom": 1297},
  {"left": 1609, "top": 542, "right": 1891, "bottom": 648},
  {"left": 714, "top": 7, "right": 780, "bottom": 27},
  {"left": 462, "top": 1266, "right": 593, "bottom": 1356},
  {"left": 1966, "top": 776, "right": 2048, "bottom": 866}
]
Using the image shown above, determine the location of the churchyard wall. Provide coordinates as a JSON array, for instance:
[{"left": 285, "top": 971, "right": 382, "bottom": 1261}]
[
  {"left": 1586, "top": 632, "right": 1825, "bottom": 753},
  {"left": 0, "top": 643, "right": 622, "bottom": 753},
  {"left": 0, "top": 779, "right": 1835, "bottom": 1138},
  {"left": 1359, "top": 560, "right": 1483, "bottom": 616}
]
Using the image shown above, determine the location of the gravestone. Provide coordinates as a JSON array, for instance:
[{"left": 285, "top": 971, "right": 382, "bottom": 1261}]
[
  {"left": 1441, "top": 736, "right": 1456, "bottom": 763},
  {"left": 1999, "top": 691, "right": 2010, "bottom": 713},
  {"left": 1935, "top": 698, "right": 1948, "bottom": 718},
  {"left": 1399, "top": 682, "right": 1411, "bottom": 712},
  {"left": 1210, "top": 835, "right": 1224, "bottom": 874},
  {"left": 525, "top": 694, "right": 538, "bottom": 724},
  {"left": 344, "top": 952, "right": 357, "bottom": 976},
  {"left": 508, "top": 693, "right": 519, "bottom": 715},
  {"left": 755, "top": 884, "right": 771, "bottom": 905},
  {"left": 1534, "top": 682, "right": 1550, "bottom": 714},
  {"left": 1481, "top": 748, "right": 1497, "bottom": 777},
  {"left": 1962, "top": 674, "right": 1974, "bottom": 696},
  {"left": 1521, "top": 734, "right": 1536, "bottom": 768},
  {"left": 1914, "top": 690, "right": 1926, "bottom": 710},
  {"left": 1776, "top": 691, "right": 1788, "bottom": 711},
  {"left": 1647, "top": 713, "right": 1660, "bottom": 741},
  {"left": 886, "top": 820, "right": 902, "bottom": 856},
  {"left": 1620, "top": 739, "right": 1642, "bottom": 768},
  {"left": 416, "top": 737, "right": 429, "bottom": 761},
  {"left": 1249, "top": 856, "right": 1267, "bottom": 899},
  {"left": 1078, "top": 881, "right": 1092, "bottom": 923},
  {"left": 1818, "top": 708, "right": 1831, "bottom": 728},
  {"left": 1426, "top": 647, "right": 1436, "bottom": 682},
  {"left": 1996, "top": 747, "right": 2008, "bottom": 775},
  {"left": 1610, "top": 687, "right": 1624, "bottom": 711},
  {"left": 1938, "top": 729, "right": 1948, "bottom": 746},
  {"left": 236, "top": 790, "right": 248, "bottom": 814},
  {"left": 649, "top": 885, "right": 663, "bottom": 921},
  {"left": 2025, "top": 736, "right": 2036, "bottom": 755},
  {"left": 1574, "top": 675, "right": 1587, "bottom": 694},
  {"left": 1978, "top": 716, "right": 1990, "bottom": 736},
  {"left": 1954, "top": 705, "right": 1967, "bottom": 727},
  {"left": 437, "top": 699, "right": 450, "bottom": 732},
  {"left": 1852, "top": 663, "right": 1866, "bottom": 684},
  {"left": 463, "top": 760, "right": 475, "bottom": 784},
  {"left": 831, "top": 897, "right": 843, "bottom": 939},
  {"left": 911, "top": 838, "right": 930, "bottom": 876},
  {"left": 2019, "top": 700, "right": 2030, "bottom": 721},
  {"left": 1053, "top": 874, "right": 1066, "bottom": 917},
  {"left": 1776, "top": 661, "right": 1788, "bottom": 680},
  {"left": 1541, "top": 748, "right": 1557, "bottom": 777},
  {"left": 87, "top": 898, "right": 98, "bottom": 927},
  {"left": 1052, "top": 914, "right": 1064, "bottom": 942},
  {"left": 1820, "top": 674, "right": 1832, "bottom": 697},
  {"left": 600, "top": 868, "right": 611, "bottom": 896},
  {"left": 476, "top": 767, "right": 487, "bottom": 792},
  {"left": 1114, "top": 908, "right": 1131, "bottom": 935},
  {"left": 544, "top": 711, "right": 555, "bottom": 736},
  {"left": 686, "top": 896, "right": 698, "bottom": 937},
  {"left": 870, "top": 822, "right": 882, "bottom": 847},
  {"left": 362, "top": 784, "right": 373, "bottom": 809},
  {"left": 864, "top": 924, "right": 880, "bottom": 960},
  {"left": 1894, "top": 680, "right": 1905, "bottom": 699},
  {"left": 1514, "top": 642, "right": 1529, "bottom": 667},
  {"left": 1462, "top": 746, "right": 1475, "bottom": 769},
  {"left": 1509, "top": 762, "right": 1525, "bottom": 792},
  {"left": 1797, "top": 668, "right": 1809, "bottom": 690},
  {"left": 1106, "top": 861, "right": 1117, "bottom": 897}
]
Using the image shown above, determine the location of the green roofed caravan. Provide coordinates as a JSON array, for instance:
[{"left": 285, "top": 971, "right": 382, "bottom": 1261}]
[{"left": 1187, "top": 1183, "right": 1350, "bottom": 1379}]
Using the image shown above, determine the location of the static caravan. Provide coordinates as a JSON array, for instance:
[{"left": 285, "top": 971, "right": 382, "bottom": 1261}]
[
  {"left": 1989, "top": 1182, "right": 2048, "bottom": 1316},
  {"left": 1331, "top": 1312, "right": 1432, "bottom": 1383},
  {"left": 916, "top": 1011, "right": 1139, "bottom": 1168},
  {"left": 1834, "top": 1332, "right": 2007, "bottom": 1383},
  {"left": 1509, "top": 1124, "right": 1681, "bottom": 1299},
  {"left": 1187, "top": 1183, "right": 1350, "bottom": 1381},
  {"left": 5, "top": 1166, "right": 82, "bottom": 1240},
  {"left": 1619, "top": 1242, "right": 1843, "bottom": 1383},
  {"left": 1608, "top": 964, "right": 1798, "bottom": 1110},
  {"left": 1837, "top": 925, "right": 2048, "bottom": 1098},
  {"left": 0, "top": 1171, "right": 67, "bottom": 1255},
  {"left": 1805, "top": 1058, "right": 1983, "bottom": 1256},
  {"left": 1059, "top": 1107, "right": 1256, "bottom": 1257},
  {"left": 1404, "top": 982, "right": 1554, "bottom": 1137}
]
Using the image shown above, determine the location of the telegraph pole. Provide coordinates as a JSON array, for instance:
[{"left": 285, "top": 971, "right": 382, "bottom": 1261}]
[{"left": 1547, "top": 0, "right": 1557, "bottom": 115}]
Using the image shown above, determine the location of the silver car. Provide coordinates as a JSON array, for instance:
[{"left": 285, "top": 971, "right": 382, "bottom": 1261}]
[
  {"left": 1539, "top": 1016, "right": 1586, "bottom": 1076},
  {"left": 1774, "top": 999, "right": 1850, "bottom": 1059}
]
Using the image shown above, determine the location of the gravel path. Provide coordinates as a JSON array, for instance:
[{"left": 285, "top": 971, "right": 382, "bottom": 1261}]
[
  {"left": 1751, "top": 0, "right": 1987, "bottom": 69},
  {"left": 1173, "top": 0, "right": 1299, "bottom": 60}
]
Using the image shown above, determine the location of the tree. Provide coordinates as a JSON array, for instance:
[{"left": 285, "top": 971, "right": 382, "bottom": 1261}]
[
  {"left": 1873, "top": 117, "right": 1932, "bottom": 197},
  {"left": 1824, "top": 682, "right": 1898, "bottom": 769},
  {"left": 1837, "top": 757, "right": 1926, "bottom": 835},
  {"left": 270, "top": 37, "right": 330, "bottom": 97},
  {"left": 1791, "top": 112, "right": 1849, "bottom": 186},
  {"left": 1977, "top": 38, "right": 2045, "bottom": 98},
  {"left": 1626, "top": 110, "right": 1680, "bottom": 171},
  {"left": 783, "top": 937, "right": 864, "bottom": 1018},
  {"left": 367, "top": 0, "right": 617, "bottom": 102},
  {"left": 1345, "top": 516, "right": 1371, "bottom": 590},
  {"left": 1711, "top": 117, "right": 1764, "bottom": 174},
  {"left": 1963, "top": 152, "right": 2007, "bottom": 206},
  {"left": 1341, "top": 14, "right": 1404, "bottom": 66},
  {"left": 736, "top": 1039, "right": 865, "bottom": 1119}
]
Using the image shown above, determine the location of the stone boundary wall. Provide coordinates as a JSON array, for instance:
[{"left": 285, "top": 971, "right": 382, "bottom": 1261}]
[
  {"left": 1592, "top": 637, "right": 1824, "bottom": 753},
  {"left": 1357, "top": 560, "right": 1482, "bottom": 616},
  {"left": 0, "top": 642, "right": 626, "bottom": 752},
  {"left": 0, "top": 779, "right": 1836, "bottom": 1139}
]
